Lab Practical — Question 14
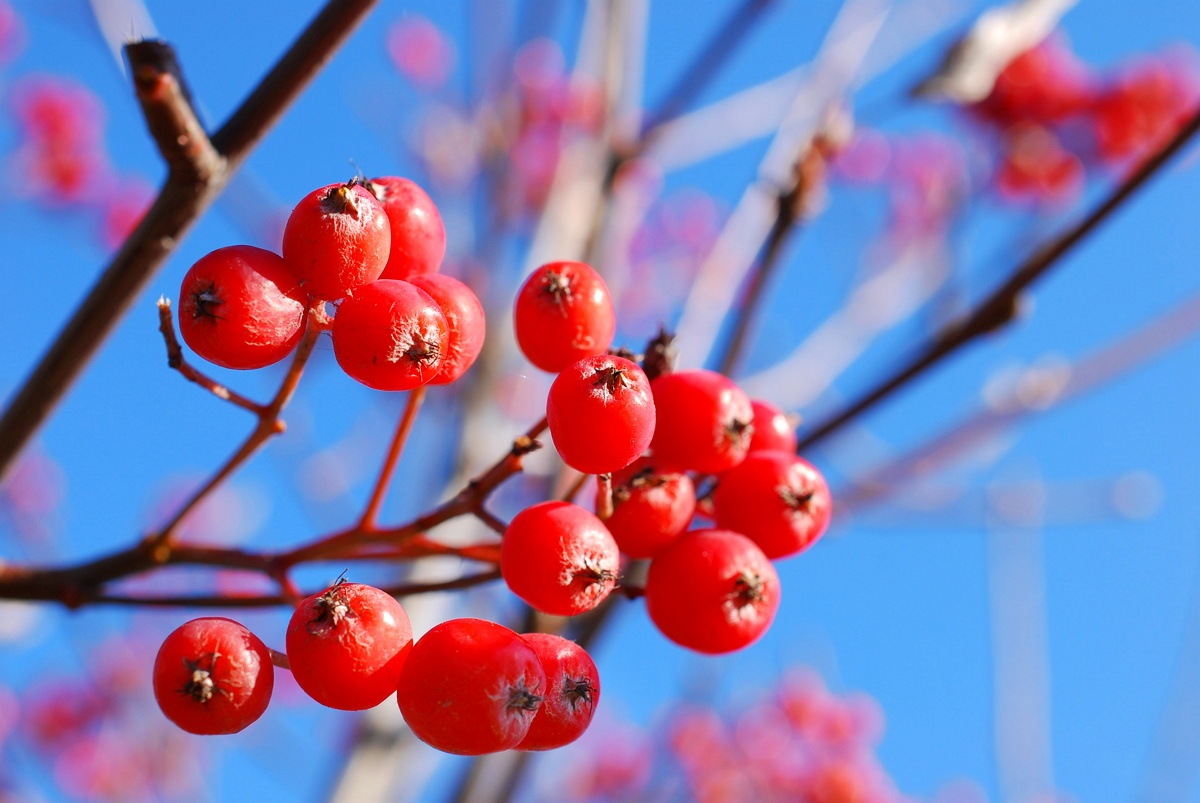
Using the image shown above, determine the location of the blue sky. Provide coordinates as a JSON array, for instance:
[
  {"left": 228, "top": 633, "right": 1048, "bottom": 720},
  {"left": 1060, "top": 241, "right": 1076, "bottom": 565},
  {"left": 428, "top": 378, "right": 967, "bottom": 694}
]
[{"left": 2, "top": 0, "right": 1199, "bottom": 801}]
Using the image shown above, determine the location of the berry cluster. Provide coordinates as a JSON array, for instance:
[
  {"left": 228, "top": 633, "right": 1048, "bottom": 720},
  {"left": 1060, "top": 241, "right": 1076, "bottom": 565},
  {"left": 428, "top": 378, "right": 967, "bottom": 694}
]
[
  {"left": 507, "top": 260, "right": 832, "bottom": 655},
  {"left": 161, "top": 173, "right": 830, "bottom": 746},
  {"left": 177, "top": 174, "right": 482, "bottom": 393},
  {"left": 976, "top": 36, "right": 1199, "bottom": 203},
  {"left": 153, "top": 582, "right": 599, "bottom": 756}
]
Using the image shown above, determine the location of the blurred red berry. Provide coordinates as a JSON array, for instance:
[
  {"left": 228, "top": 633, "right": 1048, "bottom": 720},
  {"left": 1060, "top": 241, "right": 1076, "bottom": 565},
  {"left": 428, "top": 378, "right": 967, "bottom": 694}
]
[
  {"left": 748, "top": 399, "right": 798, "bottom": 454},
  {"left": 387, "top": 16, "right": 453, "bottom": 90}
]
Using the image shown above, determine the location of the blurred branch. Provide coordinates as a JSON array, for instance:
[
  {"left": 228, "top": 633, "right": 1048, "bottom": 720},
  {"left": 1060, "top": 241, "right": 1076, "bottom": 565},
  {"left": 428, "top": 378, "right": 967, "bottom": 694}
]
[
  {"left": 798, "top": 106, "right": 1200, "bottom": 451},
  {"left": 836, "top": 288, "right": 1200, "bottom": 515},
  {"left": 0, "top": 0, "right": 383, "bottom": 483}
]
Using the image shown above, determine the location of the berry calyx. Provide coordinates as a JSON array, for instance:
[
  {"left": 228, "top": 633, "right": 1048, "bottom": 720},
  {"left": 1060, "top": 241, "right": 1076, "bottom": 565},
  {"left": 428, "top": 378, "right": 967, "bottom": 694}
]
[
  {"left": 363, "top": 176, "right": 446, "bottom": 280},
  {"left": 604, "top": 457, "right": 695, "bottom": 559},
  {"left": 177, "top": 245, "right": 308, "bottom": 370},
  {"left": 501, "top": 501, "right": 619, "bottom": 616},
  {"left": 152, "top": 617, "right": 274, "bottom": 735},
  {"left": 649, "top": 370, "right": 754, "bottom": 473},
  {"left": 282, "top": 181, "right": 391, "bottom": 300},
  {"left": 547, "top": 355, "right": 656, "bottom": 475},
  {"left": 645, "top": 529, "right": 780, "bottom": 654},
  {"left": 406, "top": 273, "right": 486, "bottom": 385},
  {"left": 517, "top": 633, "right": 601, "bottom": 751},
  {"left": 331, "top": 279, "right": 449, "bottom": 391},
  {"left": 514, "top": 261, "right": 616, "bottom": 373},
  {"left": 712, "top": 451, "right": 832, "bottom": 559},
  {"left": 396, "top": 618, "right": 545, "bottom": 755},
  {"left": 285, "top": 581, "right": 413, "bottom": 711}
]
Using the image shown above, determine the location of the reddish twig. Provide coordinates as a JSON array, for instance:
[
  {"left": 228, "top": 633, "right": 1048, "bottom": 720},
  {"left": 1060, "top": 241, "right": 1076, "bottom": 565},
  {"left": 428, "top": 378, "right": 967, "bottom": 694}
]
[
  {"left": 157, "top": 298, "right": 265, "bottom": 415},
  {"left": 797, "top": 106, "right": 1200, "bottom": 451},
  {"left": 359, "top": 387, "right": 428, "bottom": 529},
  {"left": 147, "top": 308, "right": 326, "bottom": 551}
]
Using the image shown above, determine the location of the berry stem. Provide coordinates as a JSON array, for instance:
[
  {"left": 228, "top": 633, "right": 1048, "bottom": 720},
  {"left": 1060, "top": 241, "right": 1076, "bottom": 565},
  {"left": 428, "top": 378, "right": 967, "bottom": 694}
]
[
  {"left": 268, "top": 648, "right": 291, "bottom": 670},
  {"left": 596, "top": 474, "right": 614, "bottom": 521},
  {"left": 359, "top": 387, "right": 428, "bottom": 530},
  {"left": 156, "top": 297, "right": 266, "bottom": 415}
]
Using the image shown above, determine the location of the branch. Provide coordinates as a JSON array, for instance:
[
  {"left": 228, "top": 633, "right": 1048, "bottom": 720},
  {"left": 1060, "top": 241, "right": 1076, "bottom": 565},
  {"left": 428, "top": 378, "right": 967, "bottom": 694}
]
[
  {"left": 797, "top": 105, "right": 1200, "bottom": 451},
  {"left": 0, "top": 0, "right": 383, "bottom": 483},
  {"left": 86, "top": 571, "right": 503, "bottom": 609}
]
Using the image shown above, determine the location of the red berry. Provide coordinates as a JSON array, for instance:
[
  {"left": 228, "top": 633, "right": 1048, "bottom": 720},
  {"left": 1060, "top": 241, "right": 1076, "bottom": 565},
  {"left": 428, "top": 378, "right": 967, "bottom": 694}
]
[
  {"left": 514, "top": 261, "right": 615, "bottom": 373},
  {"left": 332, "top": 279, "right": 449, "bottom": 391},
  {"left": 282, "top": 181, "right": 391, "bottom": 300},
  {"left": 547, "top": 355, "right": 656, "bottom": 475},
  {"left": 645, "top": 529, "right": 780, "bottom": 654},
  {"left": 397, "top": 618, "right": 544, "bottom": 755},
  {"left": 748, "top": 399, "right": 798, "bottom": 454},
  {"left": 178, "top": 245, "right": 308, "bottom": 370},
  {"left": 501, "top": 501, "right": 619, "bottom": 616},
  {"left": 712, "top": 451, "right": 832, "bottom": 559},
  {"left": 604, "top": 457, "right": 695, "bottom": 559},
  {"left": 152, "top": 617, "right": 274, "bottom": 735},
  {"left": 285, "top": 581, "right": 413, "bottom": 711},
  {"left": 649, "top": 370, "right": 753, "bottom": 473},
  {"left": 517, "top": 634, "right": 600, "bottom": 751},
  {"left": 365, "top": 176, "right": 446, "bottom": 280},
  {"left": 407, "top": 273, "right": 486, "bottom": 385}
]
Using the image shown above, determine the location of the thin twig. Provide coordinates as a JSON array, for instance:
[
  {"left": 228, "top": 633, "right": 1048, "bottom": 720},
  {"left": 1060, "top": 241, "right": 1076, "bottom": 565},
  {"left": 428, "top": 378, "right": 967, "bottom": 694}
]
[
  {"left": 147, "top": 309, "right": 325, "bottom": 551},
  {"left": 596, "top": 474, "right": 614, "bottom": 521},
  {"left": 156, "top": 298, "right": 265, "bottom": 415},
  {"left": 797, "top": 106, "right": 1200, "bottom": 451},
  {"left": 359, "top": 387, "right": 427, "bottom": 529},
  {"left": 474, "top": 508, "right": 509, "bottom": 535},
  {"left": 0, "top": 0, "right": 382, "bottom": 483}
]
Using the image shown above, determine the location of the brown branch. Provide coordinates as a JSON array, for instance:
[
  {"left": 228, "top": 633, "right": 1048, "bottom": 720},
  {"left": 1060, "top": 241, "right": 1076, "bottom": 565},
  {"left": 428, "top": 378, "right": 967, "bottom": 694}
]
[
  {"left": 0, "top": 0, "right": 383, "bottom": 483},
  {"left": 157, "top": 298, "right": 265, "bottom": 414},
  {"left": 797, "top": 105, "right": 1200, "bottom": 452},
  {"left": 85, "top": 571, "right": 503, "bottom": 609}
]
